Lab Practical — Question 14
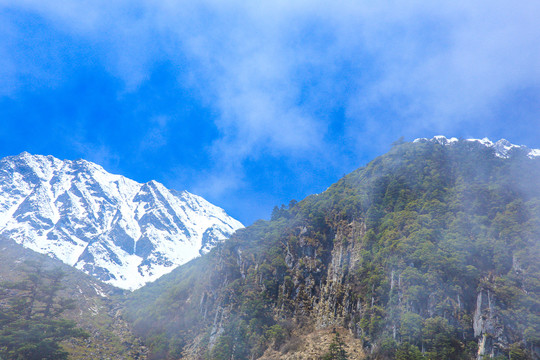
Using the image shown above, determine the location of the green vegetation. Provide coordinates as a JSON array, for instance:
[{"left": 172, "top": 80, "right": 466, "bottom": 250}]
[
  {"left": 0, "top": 239, "right": 146, "bottom": 360},
  {"left": 126, "top": 140, "right": 540, "bottom": 359},
  {"left": 0, "top": 261, "right": 88, "bottom": 359},
  {"left": 322, "top": 331, "right": 349, "bottom": 360}
]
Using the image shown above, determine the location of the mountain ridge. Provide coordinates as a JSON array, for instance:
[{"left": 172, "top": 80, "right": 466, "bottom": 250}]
[
  {"left": 0, "top": 152, "right": 243, "bottom": 290},
  {"left": 125, "top": 137, "right": 540, "bottom": 360},
  {"left": 414, "top": 135, "right": 540, "bottom": 159}
]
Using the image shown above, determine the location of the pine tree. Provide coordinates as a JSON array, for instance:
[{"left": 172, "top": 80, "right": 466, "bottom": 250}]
[{"left": 321, "top": 330, "right": 349, "bottom": 360}]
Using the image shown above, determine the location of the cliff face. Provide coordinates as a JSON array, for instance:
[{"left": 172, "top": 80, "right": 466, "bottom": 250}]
[{"left": 126, "top": 139, "right": 540, "bottom": 360}]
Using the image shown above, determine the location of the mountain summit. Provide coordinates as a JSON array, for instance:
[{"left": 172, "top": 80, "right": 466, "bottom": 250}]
[
  {"left": 414, "top": 135, "right": 540, "bottom": 159},
  {"left": 0, "top": 152, "right": 243, "bottom": 290}
]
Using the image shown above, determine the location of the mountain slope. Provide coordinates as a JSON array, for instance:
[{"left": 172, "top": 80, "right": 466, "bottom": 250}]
[
  {"left": 0, "top": 152, "right": 243, "bottom": 290},
  {"left": 125, "top": 137, "right": 540, "bottom": 360},
  {"left": 0, "top": 236, "right": 147, "bottom": 359}
]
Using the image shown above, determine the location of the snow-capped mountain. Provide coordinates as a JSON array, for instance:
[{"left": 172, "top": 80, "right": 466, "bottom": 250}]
[
  {"left": 414, "top": 135, "right": 540, "bottom": 159},
  {"left": 0, "top": 152, "right": 243, "bottom": 290}
]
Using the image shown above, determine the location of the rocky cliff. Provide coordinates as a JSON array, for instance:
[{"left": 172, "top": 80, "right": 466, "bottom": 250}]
[{"left": 126, "top": 138, "right": 540, "bottom": 360}]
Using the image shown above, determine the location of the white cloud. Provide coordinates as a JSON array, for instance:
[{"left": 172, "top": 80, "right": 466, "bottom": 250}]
[
  {"left": 2, "top": 0, "right": 539, "bottom": 194},
  {"left": 344, "top": 1, "right": 540, "bottom": 134}
]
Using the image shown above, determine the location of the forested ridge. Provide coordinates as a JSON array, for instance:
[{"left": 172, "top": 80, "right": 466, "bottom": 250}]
[{"left": 125, "top": 140, "right": 540, "bottom": 359}]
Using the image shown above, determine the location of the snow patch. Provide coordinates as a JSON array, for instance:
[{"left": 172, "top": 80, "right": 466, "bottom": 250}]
[{"left": 414, "top": 136, "right": 540, "bottom": 159}]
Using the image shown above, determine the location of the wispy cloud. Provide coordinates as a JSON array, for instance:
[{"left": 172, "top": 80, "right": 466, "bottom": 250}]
[
  {"left": 348, "top": 1, "right": 540, "bottom": 131},
  {"left": 2, "top": 0, "right": 539, "bottom": 198},
  {"left": 70, "top": 138, "right": 119, "bottom": 172},
  {"left": 139, "top": 115, "right": 171, "bottom": 151}
]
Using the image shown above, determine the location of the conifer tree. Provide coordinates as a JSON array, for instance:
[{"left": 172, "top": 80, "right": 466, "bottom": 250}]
[{"left": 322, "top": 330, "right": 349, "bottom": 360}]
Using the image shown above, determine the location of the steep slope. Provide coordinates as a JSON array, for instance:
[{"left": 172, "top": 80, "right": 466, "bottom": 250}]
[
  {"left": 0, "top": 237, "right": 146, "bottom": 359},
  {"left": 0, "top": 152, "right": 243, "bottom": 290},
  {"left": 126, "top": 137, "right": 540, "bottom": 360}
]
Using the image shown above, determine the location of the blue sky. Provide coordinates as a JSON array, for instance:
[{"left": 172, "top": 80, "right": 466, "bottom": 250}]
[{"left": 1, "top": 1, "right": 539, "bottom": 225}]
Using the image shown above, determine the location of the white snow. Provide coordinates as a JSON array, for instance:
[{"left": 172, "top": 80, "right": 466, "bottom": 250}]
[
  {"left": 414, "top": 136, "right": 540, "bottom": 159},
  {"left": 528, "top": 149, "right": 540, "bottom": 159},
  {"left": 0, "top": 152, "right": 244, "bottom": 290}
]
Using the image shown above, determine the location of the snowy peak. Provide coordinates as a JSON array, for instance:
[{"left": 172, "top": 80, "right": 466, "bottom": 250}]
[
  {"left": 413, "top": 136, "right": 540, "bottom": 159},
  {"left": 0, "top": 152, "right": 243, "bottom": 290}
]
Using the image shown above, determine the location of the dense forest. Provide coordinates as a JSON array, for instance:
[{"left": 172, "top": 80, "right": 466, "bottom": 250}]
[{"left": 125, "top": 139, "right": 540, "bottom": 359}]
